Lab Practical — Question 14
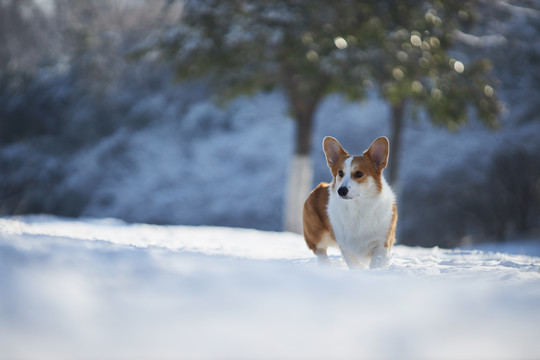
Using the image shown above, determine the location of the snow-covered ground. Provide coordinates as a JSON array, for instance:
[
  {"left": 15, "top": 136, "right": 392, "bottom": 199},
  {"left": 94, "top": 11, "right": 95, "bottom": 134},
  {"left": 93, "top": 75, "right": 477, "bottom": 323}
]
[{"left": 1, "top": 215, "right": 540, "bottom": 359}]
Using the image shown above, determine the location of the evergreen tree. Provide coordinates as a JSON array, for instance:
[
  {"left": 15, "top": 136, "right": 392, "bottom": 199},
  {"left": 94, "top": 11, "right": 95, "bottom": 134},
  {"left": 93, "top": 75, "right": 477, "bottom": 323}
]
[{"left": 151, "top": 0, "right": 500, "bottom": 232}]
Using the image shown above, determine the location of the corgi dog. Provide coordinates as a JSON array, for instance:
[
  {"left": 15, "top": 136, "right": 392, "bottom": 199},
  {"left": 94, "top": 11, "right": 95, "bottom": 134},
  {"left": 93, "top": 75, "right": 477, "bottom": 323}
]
[{"left": 303, "top": 136, "right": 397, "bottom": 269}]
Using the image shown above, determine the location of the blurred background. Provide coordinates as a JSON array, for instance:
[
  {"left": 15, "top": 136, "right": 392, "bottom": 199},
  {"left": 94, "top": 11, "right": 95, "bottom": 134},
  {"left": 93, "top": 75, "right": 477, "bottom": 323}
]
[{"left": 1, "top": 0, "right": 539, "bottom": 248}]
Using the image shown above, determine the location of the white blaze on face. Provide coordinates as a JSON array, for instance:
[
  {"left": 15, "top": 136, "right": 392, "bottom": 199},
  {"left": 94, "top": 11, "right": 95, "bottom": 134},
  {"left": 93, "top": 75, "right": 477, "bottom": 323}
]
[
  {"left": 340, "top": 157, "right": 353, "bottom": 187},
  {"left": 334, "top": 157, "right": 352, "bottom": 199}
]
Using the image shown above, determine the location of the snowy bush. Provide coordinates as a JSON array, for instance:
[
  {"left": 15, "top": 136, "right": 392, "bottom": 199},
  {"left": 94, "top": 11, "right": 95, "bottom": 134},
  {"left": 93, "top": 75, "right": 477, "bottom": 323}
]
[{"left": 182, "top": 102, "right": 228, "bottom": 136}]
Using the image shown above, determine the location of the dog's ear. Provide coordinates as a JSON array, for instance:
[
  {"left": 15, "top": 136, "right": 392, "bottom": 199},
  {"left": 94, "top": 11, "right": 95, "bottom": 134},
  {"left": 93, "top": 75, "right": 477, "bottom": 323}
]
[
  {"left": 365, "top": 137, "right": 389, "bottom": 171},
  {"left": 323, "top": 137, "right": 348, "bottom": 167}
]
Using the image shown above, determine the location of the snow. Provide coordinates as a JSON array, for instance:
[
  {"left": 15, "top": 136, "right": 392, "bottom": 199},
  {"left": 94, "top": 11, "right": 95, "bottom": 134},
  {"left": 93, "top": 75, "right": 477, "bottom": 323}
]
[{"left": 1, "top": 215, "right": 540, "bottom": 359}]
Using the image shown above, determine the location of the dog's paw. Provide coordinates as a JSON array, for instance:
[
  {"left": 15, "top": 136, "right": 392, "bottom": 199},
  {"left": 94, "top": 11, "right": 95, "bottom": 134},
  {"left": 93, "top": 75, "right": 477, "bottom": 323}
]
[{"left": 369, "top": 254, "right": 388, "bottom": 269}]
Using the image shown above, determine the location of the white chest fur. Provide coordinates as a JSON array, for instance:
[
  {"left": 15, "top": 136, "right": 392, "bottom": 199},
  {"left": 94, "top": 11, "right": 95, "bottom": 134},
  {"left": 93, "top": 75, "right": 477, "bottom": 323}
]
[{"left": 327, "top": 179, "right": 395, "bottom": 266}]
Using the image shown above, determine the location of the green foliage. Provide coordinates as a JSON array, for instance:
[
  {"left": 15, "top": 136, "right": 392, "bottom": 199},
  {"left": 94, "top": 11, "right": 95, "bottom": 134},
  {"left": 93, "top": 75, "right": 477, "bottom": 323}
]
[
  {"left": 367, "top": 0, "right": 501, "bottom": 129},
  {"left": 153, "top": 0, "right": 501, "bottom": 129},
  {"left": 158, "top": 0, "right": 366, "bottom": 103}
]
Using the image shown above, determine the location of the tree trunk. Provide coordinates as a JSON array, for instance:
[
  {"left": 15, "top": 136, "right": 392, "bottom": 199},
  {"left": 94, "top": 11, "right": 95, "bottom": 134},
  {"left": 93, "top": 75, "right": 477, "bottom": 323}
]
[
  {"left": 388, "top": 100, "right": 405, "bottom": 188},
  {"left": 284, "top": 99, "right": 317, "bottom": 234}
]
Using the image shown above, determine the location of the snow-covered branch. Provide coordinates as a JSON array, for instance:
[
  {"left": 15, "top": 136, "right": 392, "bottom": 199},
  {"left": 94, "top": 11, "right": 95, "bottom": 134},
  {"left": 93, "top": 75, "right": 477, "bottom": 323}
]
[
  {"left": 453, "top": 29, "right": 508, "bottom": 47},
  {"left": 490, "top": 0, "right": 540, "bottom": 18}
]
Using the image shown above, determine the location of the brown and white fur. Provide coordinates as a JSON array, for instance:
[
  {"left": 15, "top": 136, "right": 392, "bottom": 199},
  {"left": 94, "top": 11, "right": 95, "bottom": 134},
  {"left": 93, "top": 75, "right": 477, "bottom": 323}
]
[{"left": 303, "top": 136, "right": 397, "bottom": 269}]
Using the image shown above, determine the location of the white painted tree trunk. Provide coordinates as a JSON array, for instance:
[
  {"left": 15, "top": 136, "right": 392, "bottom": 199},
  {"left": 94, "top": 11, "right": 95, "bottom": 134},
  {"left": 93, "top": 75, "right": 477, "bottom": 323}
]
[{"left": 284, "top": 154, "right": 313, "bottom": 234}]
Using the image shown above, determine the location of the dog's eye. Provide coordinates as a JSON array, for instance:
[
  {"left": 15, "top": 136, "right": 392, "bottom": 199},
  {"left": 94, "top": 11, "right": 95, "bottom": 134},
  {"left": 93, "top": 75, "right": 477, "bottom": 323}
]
[
  {"left": 338, "top": 170, "right": 344, "bottom": 178},
  {"left": 354, "top": 171, "right": 363, "bottom": 178}
]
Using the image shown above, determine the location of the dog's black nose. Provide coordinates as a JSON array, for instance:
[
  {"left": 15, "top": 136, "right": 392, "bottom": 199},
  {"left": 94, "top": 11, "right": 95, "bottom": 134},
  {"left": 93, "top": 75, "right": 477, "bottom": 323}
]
[{"left": 338, "top": 186, "right": 348, "bottom": 197}]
